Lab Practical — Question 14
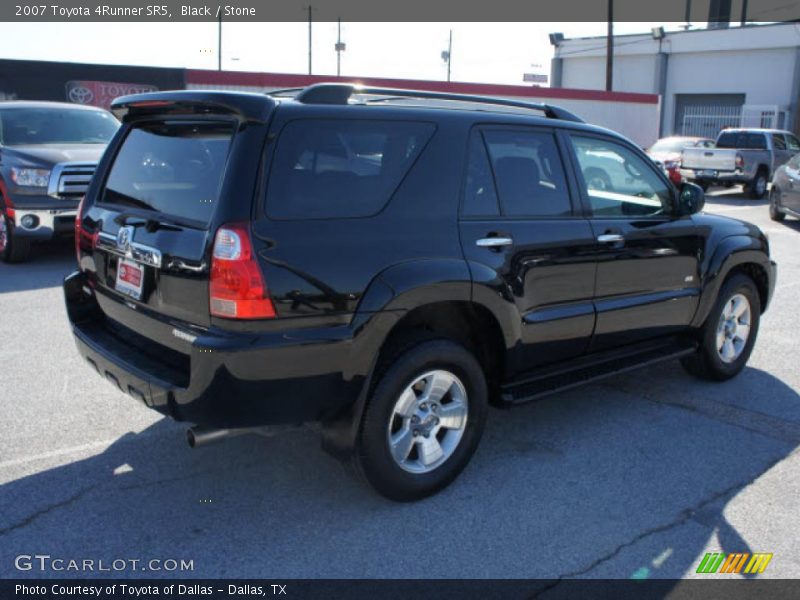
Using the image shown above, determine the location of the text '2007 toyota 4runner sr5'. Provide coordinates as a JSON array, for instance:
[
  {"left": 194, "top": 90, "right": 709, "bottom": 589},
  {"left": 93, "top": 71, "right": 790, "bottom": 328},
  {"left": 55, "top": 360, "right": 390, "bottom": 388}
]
[
  {"left": 0, "top": 101, "right": 119, "bottom": 262},
  {"left": 64, "top": 86, "right": 776, "bottom": 501}
]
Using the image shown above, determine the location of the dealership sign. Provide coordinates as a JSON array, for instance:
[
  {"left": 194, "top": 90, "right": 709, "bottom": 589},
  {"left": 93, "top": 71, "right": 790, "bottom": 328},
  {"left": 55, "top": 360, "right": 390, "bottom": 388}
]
[{"left": 65, "top": 80, "right": 158, "bottom": 108}]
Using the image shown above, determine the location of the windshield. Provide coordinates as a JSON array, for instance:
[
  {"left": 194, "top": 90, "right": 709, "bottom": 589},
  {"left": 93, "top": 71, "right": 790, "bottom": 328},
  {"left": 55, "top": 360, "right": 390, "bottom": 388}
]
[
  {"left": 0, "top": 107, "right": 119, "bottom": 145},
  {"left": 649, "top": 139, "right": 696, "bottom": 153}
]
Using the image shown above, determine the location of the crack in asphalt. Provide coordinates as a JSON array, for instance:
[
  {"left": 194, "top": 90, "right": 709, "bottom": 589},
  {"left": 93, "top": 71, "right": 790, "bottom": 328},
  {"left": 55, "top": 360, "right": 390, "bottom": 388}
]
[
  {"left": 0, "top": 486, "right": 96, "bottom": 537},
  {"left": 601, "top": 381, "right": 800, "bottom": 447},
  {"left": 529, "top": 454, "right": 789, "bottom": 597}
]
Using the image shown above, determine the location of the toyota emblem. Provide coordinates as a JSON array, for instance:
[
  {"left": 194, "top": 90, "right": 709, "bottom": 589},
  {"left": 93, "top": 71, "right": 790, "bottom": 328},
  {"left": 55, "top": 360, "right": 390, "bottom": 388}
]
[{"left": 116, "top": 226, "right": 134, "bottom": 252}]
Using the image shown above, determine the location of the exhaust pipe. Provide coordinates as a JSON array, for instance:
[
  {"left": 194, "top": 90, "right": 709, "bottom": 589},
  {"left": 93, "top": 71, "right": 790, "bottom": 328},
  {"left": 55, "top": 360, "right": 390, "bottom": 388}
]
[
  {"left": 186, "top": 424, "right": 300, "bottom": 448},
  {"left": 187, "top": 427, "right": 244, "bottom": 448}
]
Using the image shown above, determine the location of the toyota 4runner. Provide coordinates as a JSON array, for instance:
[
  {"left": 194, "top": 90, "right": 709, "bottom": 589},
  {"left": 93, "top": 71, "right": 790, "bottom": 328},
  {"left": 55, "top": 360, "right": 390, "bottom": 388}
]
[{"left": 64, "top": 85, "right": 776, "bottom": 501}]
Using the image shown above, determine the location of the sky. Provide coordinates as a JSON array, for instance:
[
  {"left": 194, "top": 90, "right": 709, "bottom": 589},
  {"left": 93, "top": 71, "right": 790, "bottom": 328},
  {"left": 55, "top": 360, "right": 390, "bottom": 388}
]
[{"left": 0, "top": 21, "right": 695, "bottom": 86}]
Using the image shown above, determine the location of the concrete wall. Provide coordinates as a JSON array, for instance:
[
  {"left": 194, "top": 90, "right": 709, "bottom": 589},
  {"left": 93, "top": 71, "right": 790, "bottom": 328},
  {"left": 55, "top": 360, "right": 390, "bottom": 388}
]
[{"left": 555, "top": 23, "right": 800, "bottom": 136}]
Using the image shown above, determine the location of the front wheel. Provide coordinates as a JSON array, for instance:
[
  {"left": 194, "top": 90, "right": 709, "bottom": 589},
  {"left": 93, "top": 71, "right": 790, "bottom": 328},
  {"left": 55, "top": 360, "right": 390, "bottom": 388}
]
[
  {"left": 681, "top": 274, "right": 760, "bottom": 381},
  {"left": 0, "top": 210, "right": 31, "bottom": 263},
  {"left": 356, "top": 339, "right": 488, "bottom": 501},
  {"left": 769, "top": 188, "right": 786, "bottom": 221}
]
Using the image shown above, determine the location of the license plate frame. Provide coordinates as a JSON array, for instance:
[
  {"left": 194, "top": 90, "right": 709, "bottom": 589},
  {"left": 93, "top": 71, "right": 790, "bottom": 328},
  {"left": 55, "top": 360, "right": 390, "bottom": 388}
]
[{"left": 115, "top": 258, "right": 144, "bottom": 300}]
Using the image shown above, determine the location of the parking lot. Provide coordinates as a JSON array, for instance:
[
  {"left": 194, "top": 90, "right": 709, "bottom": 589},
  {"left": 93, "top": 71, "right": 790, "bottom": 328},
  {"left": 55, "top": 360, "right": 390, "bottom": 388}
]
[{"left": 1, "top": 187, "right": 798, "bottom": 583}]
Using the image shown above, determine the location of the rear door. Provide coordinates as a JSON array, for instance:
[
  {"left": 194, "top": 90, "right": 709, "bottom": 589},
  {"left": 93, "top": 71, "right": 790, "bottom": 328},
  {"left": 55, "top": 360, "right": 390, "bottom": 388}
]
[
  {"left": 771, "top": 133, "right": 793, "bottom": 170},
  {"left": 565, "top": 133, "right": 703, "bottom": 351},
  {"left": 87, "top": 119, "right": 237, "bottom": 328},
  {"left": 459, "top": 125, "right": 597, "bottom": 374}
]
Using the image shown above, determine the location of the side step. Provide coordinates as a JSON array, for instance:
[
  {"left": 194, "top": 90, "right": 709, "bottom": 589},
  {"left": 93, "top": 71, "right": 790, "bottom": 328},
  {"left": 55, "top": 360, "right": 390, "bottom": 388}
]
[{"left": 501, "top": 338, "right": 697, "bottom": 405}]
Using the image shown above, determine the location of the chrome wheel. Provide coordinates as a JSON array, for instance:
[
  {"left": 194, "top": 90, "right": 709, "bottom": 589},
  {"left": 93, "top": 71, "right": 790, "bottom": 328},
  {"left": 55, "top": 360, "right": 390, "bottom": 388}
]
[
  {"left": 716, "top": 293, "right": 751, "bottom": 363},
  {"left": 0, "top": 215, "right": 7, "bottom": 254},
  {"left": 386, "top": 369, "right": 469, "bottom": 474}
]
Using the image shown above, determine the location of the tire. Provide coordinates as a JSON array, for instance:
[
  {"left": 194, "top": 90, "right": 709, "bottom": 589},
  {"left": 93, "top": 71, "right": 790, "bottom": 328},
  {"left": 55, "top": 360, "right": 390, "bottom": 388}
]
[
  {"left": 749, "top": 170, "right": 768, "bottom": 199},
  {"left": 0, "top": 210, "right": 31, "bottom": 263},
  {"left": 356, "top": 338, "right": 488, "bottom": 501},
  {"left": 681, "top": 274, "right": 761, "bottom": 381},
  {"left": 584, "top": 168, "right": 613, "bottom": 192},
  {"left": 769, "top": 188, "right": 786, "bottom": 222}
]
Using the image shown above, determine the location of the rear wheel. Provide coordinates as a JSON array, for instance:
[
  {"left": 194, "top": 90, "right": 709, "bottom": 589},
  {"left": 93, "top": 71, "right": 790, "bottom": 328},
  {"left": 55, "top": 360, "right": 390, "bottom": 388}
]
[
  {"left": 0, "top": 210, "right": 31, "bottom": 263},
  {"left": 356, "top": 338, "right": 488, "bottom": 501},
  {"left": 769, "top": 188, "right": 786, "bottom": 222},
  {"left": 681, "top": 274, "right": 760, "bottom": 381},
  {"left": 748, "top": 170, "right": 768, "bottom": 199}
]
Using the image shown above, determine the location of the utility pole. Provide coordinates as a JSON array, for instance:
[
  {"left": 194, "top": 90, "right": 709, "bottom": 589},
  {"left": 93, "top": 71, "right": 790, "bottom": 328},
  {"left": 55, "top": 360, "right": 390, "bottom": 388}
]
[
  {"left": 441, "top": 29, "right": 452, "bottom": 83},
  {"left": 605, "top": 0, "right": 613, "bottom": 91},
  {"left": 335, "top": 18, "right": 346, "bottom": 77},
  {"left": 307, "top": 6, "right": 313, "bottom": 75},
  {"left": 217, "top": 10, "right": 222, "bottom": 71}
]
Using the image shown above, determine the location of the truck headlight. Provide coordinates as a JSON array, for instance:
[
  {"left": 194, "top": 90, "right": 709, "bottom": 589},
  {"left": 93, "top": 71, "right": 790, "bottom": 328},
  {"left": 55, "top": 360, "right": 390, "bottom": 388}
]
[{"left": 10, "top": 167, "right": 51, "bottom": 188}]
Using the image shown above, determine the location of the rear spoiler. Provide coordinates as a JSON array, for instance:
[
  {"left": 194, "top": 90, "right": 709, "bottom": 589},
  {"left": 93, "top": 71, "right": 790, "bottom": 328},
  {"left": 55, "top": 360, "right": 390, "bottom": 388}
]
[{"left": 111, "top": 90, "right": 276, "bottom": 123}]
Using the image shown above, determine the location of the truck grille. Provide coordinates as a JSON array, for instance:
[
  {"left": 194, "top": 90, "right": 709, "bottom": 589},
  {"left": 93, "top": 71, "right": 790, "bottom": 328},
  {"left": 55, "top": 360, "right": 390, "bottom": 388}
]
[{"left": 47, "top": 162, "right": 97, "bottom": 199}]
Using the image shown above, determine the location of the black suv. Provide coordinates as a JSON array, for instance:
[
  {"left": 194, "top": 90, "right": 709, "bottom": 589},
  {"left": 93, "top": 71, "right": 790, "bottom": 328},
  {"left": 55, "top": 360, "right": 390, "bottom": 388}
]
[{"left": 64, "top": 85, "right": 776, "bottom": 501}]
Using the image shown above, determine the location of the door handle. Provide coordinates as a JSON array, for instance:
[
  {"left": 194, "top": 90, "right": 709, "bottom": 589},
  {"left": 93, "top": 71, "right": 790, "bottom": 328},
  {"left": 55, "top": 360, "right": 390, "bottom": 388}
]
[
  {"left": 597, "top": 234, "right": 625, "bottom": 244},
  {"left": 476, "top": 237, "right": 513, "bottom": 249}
]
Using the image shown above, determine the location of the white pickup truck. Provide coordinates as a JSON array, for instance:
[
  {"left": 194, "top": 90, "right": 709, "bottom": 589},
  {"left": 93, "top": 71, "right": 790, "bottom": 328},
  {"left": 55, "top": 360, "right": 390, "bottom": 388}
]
[{"left": 680, "top": 128, "right": 800, "bottom": 198}]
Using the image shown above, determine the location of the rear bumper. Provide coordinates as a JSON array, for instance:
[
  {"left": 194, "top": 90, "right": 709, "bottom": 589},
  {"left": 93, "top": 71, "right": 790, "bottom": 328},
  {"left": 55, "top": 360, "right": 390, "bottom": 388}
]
[
  {"left": 679, "top": 168, "right": 752, "bottom": 184},
  {"left": 64, "top": 271, "right": 365, "bottom": 428}
]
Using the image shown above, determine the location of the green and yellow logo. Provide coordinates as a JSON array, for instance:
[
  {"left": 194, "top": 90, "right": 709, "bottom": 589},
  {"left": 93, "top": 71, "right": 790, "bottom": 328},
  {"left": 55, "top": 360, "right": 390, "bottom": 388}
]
[{"left": 696, "top": 552, "right": 773, "bottom": 574}]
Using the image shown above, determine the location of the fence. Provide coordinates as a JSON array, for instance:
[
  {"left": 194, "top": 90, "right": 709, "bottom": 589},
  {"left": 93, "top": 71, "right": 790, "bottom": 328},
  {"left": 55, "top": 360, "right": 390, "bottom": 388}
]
[{"left": 680, "top": 104, "right": 785, "bottom": 138}]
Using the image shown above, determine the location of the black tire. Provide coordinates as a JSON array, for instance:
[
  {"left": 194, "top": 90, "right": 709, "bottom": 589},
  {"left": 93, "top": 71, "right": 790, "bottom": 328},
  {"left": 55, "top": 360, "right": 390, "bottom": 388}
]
[
  {"left": 749, "top": 170, "right": 768, "bottom": 199},
  {"left": 584, "top": 168, "right": 613, "bottom": 192},
  {"left": 769, "top": 188, "right": 786, "bottom": 222},
  {"left": 356, "top": 338, "right": 488, "bottom": 502},
  {"left": 681, "top": 274, "right": 761, "bottom": 381},
  {"left": 0, "top": 210, "right": 31, "bottom": 263}
]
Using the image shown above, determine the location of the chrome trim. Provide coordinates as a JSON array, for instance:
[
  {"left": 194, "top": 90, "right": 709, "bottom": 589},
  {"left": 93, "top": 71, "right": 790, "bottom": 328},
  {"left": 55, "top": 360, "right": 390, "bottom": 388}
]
[
  {"left": 167, "top": 258, "right": 207, "bottom": 273},
  {"left": 47, "top": 162, "right": 97, "bottom": 198},
  {"left": 476, "top": 237, "right": 513, "bottom": 248},
  {"left": 96, "top": 231, "right": 162, "bottom": 268},
  {"left": 597, "top": 234, "right": 625, "bottom": 243}
]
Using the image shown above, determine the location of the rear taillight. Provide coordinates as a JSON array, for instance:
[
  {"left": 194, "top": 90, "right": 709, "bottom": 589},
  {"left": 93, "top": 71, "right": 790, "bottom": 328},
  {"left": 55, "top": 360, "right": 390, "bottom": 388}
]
[
  {"left": 735, "top": 153, "right": 744, "bottom": 169},
  {"left": 74, "top": 196, "right": 98, "bottom": 264},
  {"left": 210, "top": 223, "right": 276, "bottom": 319}
]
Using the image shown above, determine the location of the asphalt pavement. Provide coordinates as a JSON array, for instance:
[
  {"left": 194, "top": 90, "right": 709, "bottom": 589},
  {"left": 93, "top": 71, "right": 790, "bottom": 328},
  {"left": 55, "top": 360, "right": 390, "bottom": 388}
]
[{"left": 1, "top": 188, "right": 799, "bottom": 583}]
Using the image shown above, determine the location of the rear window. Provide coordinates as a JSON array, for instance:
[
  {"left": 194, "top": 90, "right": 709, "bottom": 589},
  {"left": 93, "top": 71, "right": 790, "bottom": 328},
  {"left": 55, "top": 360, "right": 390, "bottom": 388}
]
[
  {"left": 101, "top": 121, "right": 234, "bottom": 225},
  {"left": 716, "top": 132, "right": 767, "bottom": 150},
  {"left": 265, "top": 119, "right": 435, "bottom": 220}
]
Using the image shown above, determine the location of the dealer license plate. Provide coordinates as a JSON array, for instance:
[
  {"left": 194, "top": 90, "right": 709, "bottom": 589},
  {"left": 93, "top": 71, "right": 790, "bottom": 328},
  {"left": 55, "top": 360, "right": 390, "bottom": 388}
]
[{"left": 115, "top": 259, "right": 144, "bottom": 300}]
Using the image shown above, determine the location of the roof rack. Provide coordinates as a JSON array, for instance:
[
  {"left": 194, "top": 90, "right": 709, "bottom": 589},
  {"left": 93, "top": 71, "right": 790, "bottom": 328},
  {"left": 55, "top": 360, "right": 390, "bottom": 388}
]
[{"left": 289, "top": 83, "right": 584, "bottom": 123}]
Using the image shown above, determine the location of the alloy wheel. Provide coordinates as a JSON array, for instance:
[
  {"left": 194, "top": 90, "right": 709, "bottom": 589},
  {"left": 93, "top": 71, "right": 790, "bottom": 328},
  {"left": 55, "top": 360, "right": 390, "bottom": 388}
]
[{"left": 716, "top": 293, "right": 751, "bottom": 363}]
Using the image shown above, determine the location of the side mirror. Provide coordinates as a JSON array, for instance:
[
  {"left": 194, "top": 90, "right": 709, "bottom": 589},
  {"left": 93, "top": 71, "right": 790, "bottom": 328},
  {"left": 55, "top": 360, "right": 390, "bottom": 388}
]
[{"left": 678, "top": 182, "right": 705, "bottom": 215}]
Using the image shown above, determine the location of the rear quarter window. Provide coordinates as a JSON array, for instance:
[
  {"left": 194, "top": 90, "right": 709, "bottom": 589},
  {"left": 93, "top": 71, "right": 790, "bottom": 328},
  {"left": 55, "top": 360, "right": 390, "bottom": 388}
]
[
  {"left": 265, "top": 119, "right": 435, "bottom": 220},
  {"left": 716, "top": 132, "right": 767, "bottom": 150},
  {"left": 100, "top": 121, "right": 234, "bottom": 226}
]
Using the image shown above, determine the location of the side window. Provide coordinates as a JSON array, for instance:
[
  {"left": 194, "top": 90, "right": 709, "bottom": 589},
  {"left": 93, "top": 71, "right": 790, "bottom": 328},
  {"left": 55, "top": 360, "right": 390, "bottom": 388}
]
[
  {"left": 570, "top": 135, "right": 673, "bottom": 218},
  {"left": 772, "top": 134, "right": 787, "bottom": 151},
  {"left": 462, "top": 130, "right": 499, "bottom": 216},
  {"left": 265, "top": 119, "right": 435, "bottom": 220},
  {"left": 747, "top": 133, "right": 767, "bottom": 150},
  {"left": 786, "top": 135, "right": 800, "bottom": 152},
  {"left": 482, "top": 129, "right": 571, "bottom": 217}
]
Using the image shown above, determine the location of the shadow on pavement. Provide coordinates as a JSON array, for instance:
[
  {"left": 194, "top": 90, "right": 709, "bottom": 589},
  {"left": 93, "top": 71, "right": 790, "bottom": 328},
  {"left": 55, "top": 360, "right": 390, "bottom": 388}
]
[
  {"left": 0, "top": 240, "right": 75, "bottom": 294},
  {"left": 1, "top": 362, "right": 797, "bottom": 583}
]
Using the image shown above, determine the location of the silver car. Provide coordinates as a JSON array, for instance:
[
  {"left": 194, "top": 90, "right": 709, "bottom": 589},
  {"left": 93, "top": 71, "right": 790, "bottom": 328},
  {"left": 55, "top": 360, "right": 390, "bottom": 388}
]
[{"left": 770, "top": 152, "right": 800, "bottom": 221}]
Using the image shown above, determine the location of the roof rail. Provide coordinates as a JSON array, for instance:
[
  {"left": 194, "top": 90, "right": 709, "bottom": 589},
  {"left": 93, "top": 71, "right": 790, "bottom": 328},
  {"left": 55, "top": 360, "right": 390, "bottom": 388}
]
[{"left": 290, "top": 83, "right": 584, "bottom": 123}]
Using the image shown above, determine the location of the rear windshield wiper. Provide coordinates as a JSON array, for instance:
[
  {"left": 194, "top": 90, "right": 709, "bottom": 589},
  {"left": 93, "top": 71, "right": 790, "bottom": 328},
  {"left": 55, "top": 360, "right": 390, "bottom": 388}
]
[{"left": 113, "top": 214, "right": 183, "bottom": 233}]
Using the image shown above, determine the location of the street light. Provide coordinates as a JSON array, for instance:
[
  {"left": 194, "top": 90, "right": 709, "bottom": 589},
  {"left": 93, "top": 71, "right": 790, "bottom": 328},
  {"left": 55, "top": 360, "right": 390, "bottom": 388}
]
[
  {"left": 335, "top": 18, "right": 346, "bottom": 77},
  {"left": 442, "top": 30, "right": 452, "bottom": 82}
]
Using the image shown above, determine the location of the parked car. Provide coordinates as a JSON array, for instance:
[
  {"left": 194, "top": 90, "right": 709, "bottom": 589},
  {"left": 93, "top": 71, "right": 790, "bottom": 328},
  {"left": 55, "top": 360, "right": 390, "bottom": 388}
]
[
  {"left": 647, "top": 136, "right": 715, "bottom": 185},
  {"left": 64, "top": 86, "right": 776, "bottom": 501},
  {"left": 769, "top": 152, "right": 800, "bottom": 221},
  {"left": 0, "top": 101, "right": 119, "bottom": 262},
  {"left": 680, "top": 128, "right": 800, "bottom": 198}
]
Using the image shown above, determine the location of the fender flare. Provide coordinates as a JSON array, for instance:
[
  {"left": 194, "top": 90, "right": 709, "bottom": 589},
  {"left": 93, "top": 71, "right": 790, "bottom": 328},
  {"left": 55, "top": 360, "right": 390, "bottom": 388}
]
[{"left": 691, "top": 234, "right": 772, "bottom": 328}]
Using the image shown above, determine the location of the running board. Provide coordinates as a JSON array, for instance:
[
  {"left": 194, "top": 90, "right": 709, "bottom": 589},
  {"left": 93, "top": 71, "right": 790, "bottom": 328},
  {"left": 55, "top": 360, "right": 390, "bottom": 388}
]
[{"left": 500, "top": 338, "right": 697, "bottom": 405}]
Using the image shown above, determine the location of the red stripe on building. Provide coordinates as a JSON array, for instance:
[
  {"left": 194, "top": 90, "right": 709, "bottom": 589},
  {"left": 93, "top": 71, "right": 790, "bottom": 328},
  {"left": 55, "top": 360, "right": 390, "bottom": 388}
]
[{"left": 186, "top": 69, "right": 659, "bottom": 105}]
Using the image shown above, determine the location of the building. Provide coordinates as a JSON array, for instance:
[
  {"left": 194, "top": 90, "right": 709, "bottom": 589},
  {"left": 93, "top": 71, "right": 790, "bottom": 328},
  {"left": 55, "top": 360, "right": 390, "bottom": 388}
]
[{"left": 551, "top": 22, "right": 800, "bottom": 143}]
